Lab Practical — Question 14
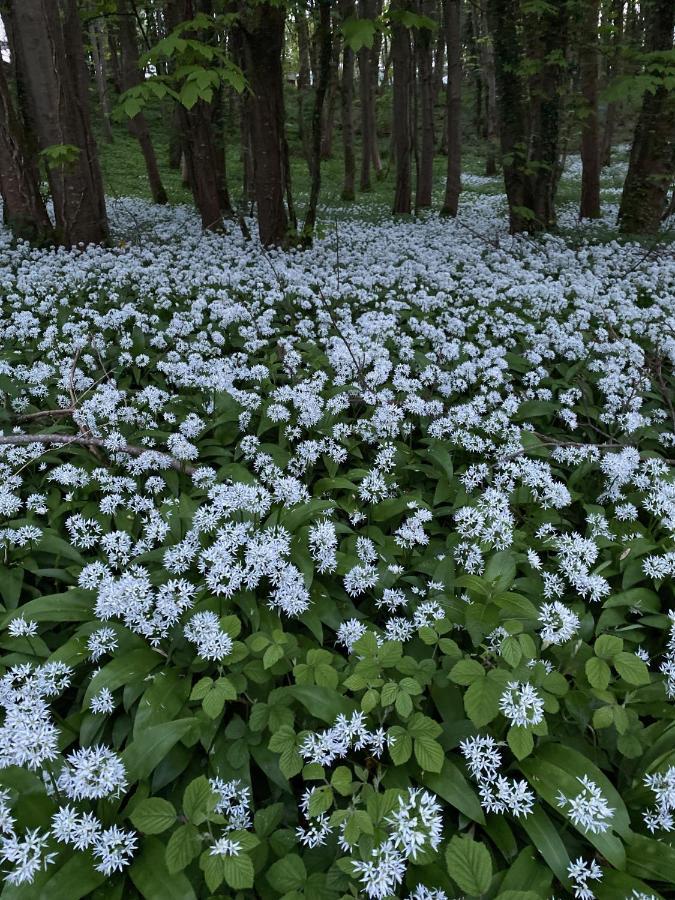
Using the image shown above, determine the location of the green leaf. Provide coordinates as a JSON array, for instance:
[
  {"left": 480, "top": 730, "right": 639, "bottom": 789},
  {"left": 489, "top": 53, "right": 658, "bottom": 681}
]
[
  {"left": 123, "top": 718, "right": 196, "bottom": 782},
  {"left": 464, "top": 675, "right": 502, "bottom": 727},
  {"left": 165, "top": 824, "right": 202, "bottom": 874},
  {"left": 519, "top": 805, "right": 570, "bottom": 885},
  {"left": 449, "top": 659, "right": 485, "bottom": 685},
  {"left": 585, "top": 656, "right": 611, "bottom": 690},
  {"left": 130, "top": 798, "right": 176, "bottom": 834},
  {"left": 222, "top": 853, "right": 255, "bottom": 889},
  {"left": 130, "top": 836, "right": 197, "bottom": 900},
  {"left": 284, "top": 684, "right": 353, "bottom": 723},
  {"left": 613, "top": 651, "right": 650, "bottom": 685},
  {"left": 508, "top": 726, "right": 534, "bottom": 760},
  {"left": 267, "top": 854, "right": 307, "bottom": 892},
  {"left": 445, "top": 835, "right": 493, "bottom": 896},
  {"left": 423, "top": 759, "right": 485, "bottom": 824},
  {"left": 389, "top": 726, "right": 413, "bottom": 764},
  {"left": 341, "top": 16, "right": 377, "bottom": 51},
  {"left": 594, "top": 634, "right": 623, "bottom": 660},
  {"left": 83, "top": 647, "right": 161, "bottom": 707},
  {"left": 183, "top": 776, "right": 214, "bottom": 825},
  {"left": 414, "top": 736, "right": 444, "bottom": 773},
  {"left": 0, "top": 589, "right": 92, "bottom": 628}
]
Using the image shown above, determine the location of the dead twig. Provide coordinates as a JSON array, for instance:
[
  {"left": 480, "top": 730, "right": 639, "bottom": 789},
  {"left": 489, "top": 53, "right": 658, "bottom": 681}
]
[{"left": 0, "top": 433, "right": 196, "bottom": 475}]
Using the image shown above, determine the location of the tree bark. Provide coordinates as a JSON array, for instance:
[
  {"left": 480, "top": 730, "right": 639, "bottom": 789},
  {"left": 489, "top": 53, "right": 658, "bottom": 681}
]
[
  {"left": 0, "top": 61, "right": 53, "bottom": 243},
  {"left": 9, "top": 0, "right": 109, "bottom": 246},
  {"left": 239, "top": 3, "right": 292, "bottom": 246},
  {"left": 89, "top": 20, "right": 114, "bottom": 143},
  {"left": 358, "top": 0, "right": 376, "bottom": 191},
  {"left": 117, "top": 0, "right": 168, "bottom": 204},
  {"left": 441, "top": 0, "right": 461, "bottom": 215},
  {"left": 414, "top": 0, "right": 435, "bottom": 209},
  {"left": 304, "top": 0, "right": 332, "bottom": 239},
  {"left": 579, "top": 0, "right": 601, "bottom": 218},
  {"left": 320, "top": 28, "right": 341, "bottom": 159},
  {"left": 487, "top": 0, "right": 543, "bottom": 233},
  {"left": 600, "top": 0, "right": 624, "bottom": 167},
  {"left": 526, "top": 0, "right": 568, "bottom": 228},
  {"left": 165, "top": 0, "right": 229, "bottom": 229},
  {"left": 295, "top": 8, "right": 311, "bottom": 158},
  {"left": 619, "top": 0, "right": 675, "bottom": 234},
  {"left": 339, "top": 0, "right": 356, "bottom": 200},
  {"left": 391, "top": 0, "right": 413, "bottom": 214}
]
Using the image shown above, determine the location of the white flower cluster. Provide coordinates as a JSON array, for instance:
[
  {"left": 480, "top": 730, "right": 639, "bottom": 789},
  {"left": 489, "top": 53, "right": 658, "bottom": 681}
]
[
  {"left": 567, "top": 856, "right": 603, "bottom": 900},
  {"left": 643, "top": 766, "right": 675, "bottom": 832},
  {"left": 460, "top": 735, "right": 534, "bottom": 818},
  {"left": 300, "top": 711, "right": 392, "bottom": 767},
  {"left": 556, "top": 776, "right": 614, "bottom": 834},
  {"left": 498, "top": 681, "right": 545, "bottom": 727},
  {"left": 351, "top": 788, "right": 443, "bottom": 899}
]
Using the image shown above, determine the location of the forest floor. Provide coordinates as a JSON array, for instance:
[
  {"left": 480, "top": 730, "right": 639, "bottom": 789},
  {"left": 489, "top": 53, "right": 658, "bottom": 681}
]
[{"left": 0, "top": 136, "right": 675, "bottom": 898}]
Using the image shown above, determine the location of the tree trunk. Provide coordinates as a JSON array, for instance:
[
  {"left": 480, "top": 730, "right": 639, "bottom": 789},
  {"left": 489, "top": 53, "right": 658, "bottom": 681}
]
[
  {"left": 239, "top": 3, "right": 292, "bottom": 246},
  {"left": 358, "top": 0, "right": 376, "bottom": 191},
  {"left": 579, "top": 0, "right": 601, "bottom": 218},
  {"left": 117, "top": 0, "right": 168, "bottom": 204},
  {"left": 487, "top": 0, "right": 538, "bottom": 233},
  {"left": 441, "top": 0, "right": 461, "bottom": 215},
  {"left": 432, "top": 10, "right": 445, "bottom": 145},
  {"left": 320, "top": 28, "right": 341, "bottom": 159},
  {"left": 10, "top": 0, "right": 109, "bottom": 246},
  {"left": 391, "top": 0, "right": 413, "bottom": 214},
  {"left": 89, "top": 20, "right": 114, "bottom": 143},
  {"left": 339, "top": 0, "right": 356, "bottom": 200},
  {"left": 370, "top": 1, "right": 383, "bottom": 174},
  {"left": 295, "top": 8, "right": 311, "bottom": 158},
  {"left": 0, "top": 61, "right": 53, "bottom": 243},
  {"left": 619, "top": 0, "right": 675, "bottom": 234},
  {"left": 166, "top": 0, "right": 229, "bottom": 229},
  {"left": 414, "top": 1, "right": 435, "bottom": 210},
  {"left": 474, "top": 0, "right": 498, "bottom": 175},
  {"left": 304, "top": 0, "right": 332, "bottom": 239},
  {"left": 526, "top": 0, "right": 568, "bottom": 228},
  {"left": 600, "top": 0, "right": 624, "bottom": 167}
]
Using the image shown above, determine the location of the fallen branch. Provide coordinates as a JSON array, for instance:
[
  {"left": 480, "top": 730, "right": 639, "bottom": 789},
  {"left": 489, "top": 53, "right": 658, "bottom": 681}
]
[{"left": 0, "top": 433, "right": 196, "bottom": 475}]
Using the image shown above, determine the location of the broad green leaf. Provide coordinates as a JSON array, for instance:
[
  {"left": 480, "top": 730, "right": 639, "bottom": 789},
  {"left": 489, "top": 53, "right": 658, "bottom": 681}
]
[
  {"left": 445, "top": 835, "right": 492, "bottom": 896},
  {"left": 130, "top": 798, "right": 176, "bottom": 834}
]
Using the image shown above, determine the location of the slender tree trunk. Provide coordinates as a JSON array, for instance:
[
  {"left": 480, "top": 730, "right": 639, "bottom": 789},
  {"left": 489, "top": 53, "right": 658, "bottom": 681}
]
[
  {"left": 239, "top": 3, "right": 291, "bottom": 246},
  {"left": 527, "top": 0, "right": 568, "bottom": 228},
  {"left": 579, "top": 0, "right": 601, "bottom": 218},
  {"left": 441, "top": 0, "right": 461, "bottom": 215},
  {"left": 600, "top": 0, "right": 623, "bottom": 167},
  {"left": 391, "top": 0, "right": 413, "bottom": 214},
  {"left": 340, "top": 0, "right": 356, "bottom": 200},
  {"left": 296, "top": 8, "right": 311, "bottom": 159},
  {"left": 432, "top": 11, "right": 445, "bottom": 145},
  {"left": 117, "top": 0, "right": 168, "bottom": 204},
  {"left": 619, "top": 0, "right": 675, "bottom": 234},
  {"left": 89, "top": 20, "right": 114, "bottom": 143},
  {"left": 166, "top": 0, "right": 229, "bottom": 228},
  {"left": 0, "top": 62, "right": 53, "bottom": 243},
  {"left": 474, "top": 0, "right": 498, "bottom": 174},
  {"left": 321, "top": 28, "right": 341, "bottom": 159},
  {"left": 415, "top": 1, "right": 435, "bottom": 210},
  {"left": 304, "top": 0, "right": 332, "bottom": 239},
  {"left": 358, "top": 0, "right": 376, "bottom": 191},
  {"left": 370, "top": 1, "right": 383, "bottom": 174},
  {"left": 487, "top": 0, "right": 537, "bottom": 233},
  {"left": 10, "top": 0, "right": 109, "bottom": 246}
]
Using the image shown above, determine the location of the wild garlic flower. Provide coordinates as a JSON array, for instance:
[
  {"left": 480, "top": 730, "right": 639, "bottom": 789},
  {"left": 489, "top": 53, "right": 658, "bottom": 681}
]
[
  {"left": 498, "top": 681, "right": 545, "bottom": 727},
  {"left": 556, "top": 776, "right": 614, "bottom": 834}
]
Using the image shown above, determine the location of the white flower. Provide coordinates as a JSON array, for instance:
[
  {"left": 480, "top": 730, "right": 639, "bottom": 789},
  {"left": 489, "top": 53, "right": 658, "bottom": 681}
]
[
  {"left": 557, "top": 776, "right": 614, "bottom": 834},
  {"left": 499, "top": 681, "right": 545, "bottom": 727}
]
